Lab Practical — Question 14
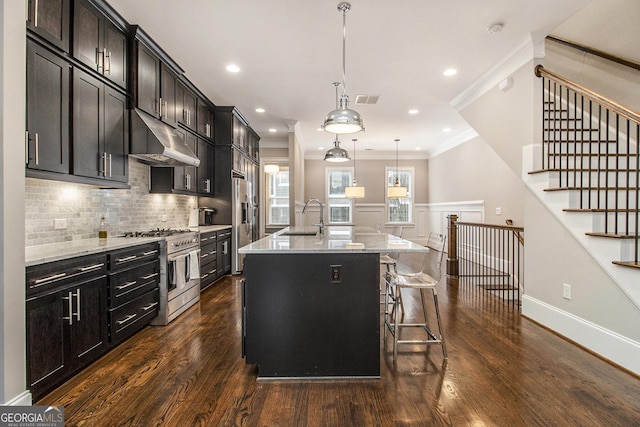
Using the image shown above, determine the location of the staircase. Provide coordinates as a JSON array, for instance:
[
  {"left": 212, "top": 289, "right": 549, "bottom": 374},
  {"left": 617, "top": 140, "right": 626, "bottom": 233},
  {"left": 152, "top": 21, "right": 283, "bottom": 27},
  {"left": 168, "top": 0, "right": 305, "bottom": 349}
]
[{"left": 524, "top": 65, "right": 640, "bottom": 307}]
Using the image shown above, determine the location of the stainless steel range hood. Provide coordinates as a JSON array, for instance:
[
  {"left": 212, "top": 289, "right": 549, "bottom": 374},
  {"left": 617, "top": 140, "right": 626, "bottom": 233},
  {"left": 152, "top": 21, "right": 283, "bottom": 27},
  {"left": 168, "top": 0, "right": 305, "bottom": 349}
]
[{"left": 129, "top": 108, "right": 200, "bottom": 167}]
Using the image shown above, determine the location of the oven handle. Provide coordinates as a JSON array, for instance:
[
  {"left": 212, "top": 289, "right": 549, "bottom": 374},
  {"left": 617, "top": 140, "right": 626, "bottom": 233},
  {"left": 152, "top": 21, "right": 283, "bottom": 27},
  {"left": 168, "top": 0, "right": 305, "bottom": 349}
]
[{"left": 185, "top": 253, "right": 191, "bottom": 282}]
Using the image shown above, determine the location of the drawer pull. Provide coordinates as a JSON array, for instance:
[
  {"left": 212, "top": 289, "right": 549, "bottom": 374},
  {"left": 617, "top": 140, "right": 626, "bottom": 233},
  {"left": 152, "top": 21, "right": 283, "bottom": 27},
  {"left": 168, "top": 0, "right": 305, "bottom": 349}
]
[
  {"left": 200, "top": 237, "right": 209, "bottom": 242},
  {"left": 116, "top": 314, "right": 137, "bottom": 325},
  {"left": 116, "top": 281, "right": 137, "bottom": 290},
  {"left": 141, "top": 272, "right": 159, "bottom": 280},
  {"left": 201, "top": 253, "right": 209, "bottom": 259},
  {"left": 79, "top": 263, "right": 105, "bottom": 272},
  {"left": 141, "top": 302, "right": 158, "bottom": 311},
  {"left": 201, "top": 273, "right": 208, "bottom": 279},
  {"left": 209, "top": 250, "right": 217, "bottom": 256},
  {"left": 143, "top": 250, "right": 158, "bottom": 256},
  {"left": 116, "top": 255, "right": 137, "bottom": 263},
  {"left": 34, "top": 272, "right": 66, "bottom": 285}
]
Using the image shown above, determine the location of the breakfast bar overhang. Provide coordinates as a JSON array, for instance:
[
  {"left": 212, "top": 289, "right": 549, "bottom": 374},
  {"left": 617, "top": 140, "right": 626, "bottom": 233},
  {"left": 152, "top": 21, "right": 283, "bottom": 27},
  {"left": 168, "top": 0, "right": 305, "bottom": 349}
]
[{"left": 239, "top": 226, "right": 427, "bottom": 379}]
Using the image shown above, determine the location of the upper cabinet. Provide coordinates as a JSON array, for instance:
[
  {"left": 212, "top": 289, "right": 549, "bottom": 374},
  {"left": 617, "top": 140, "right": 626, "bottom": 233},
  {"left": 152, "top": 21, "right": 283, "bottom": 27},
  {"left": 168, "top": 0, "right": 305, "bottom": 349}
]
[
  {"left": 27, "top": 0, "right": 70, "bottom": 52},
  {"left": 26, "top": 40, "right": 70, "bottom": 174},
  {"left": 73, "top": 0, "right": 127, "bottom": 89},
  {"left": 176, "top": 81, "right": 197, "bottom": 131},
  {"left": 197, "top": 98, "right": 214, "bottom": 141}
]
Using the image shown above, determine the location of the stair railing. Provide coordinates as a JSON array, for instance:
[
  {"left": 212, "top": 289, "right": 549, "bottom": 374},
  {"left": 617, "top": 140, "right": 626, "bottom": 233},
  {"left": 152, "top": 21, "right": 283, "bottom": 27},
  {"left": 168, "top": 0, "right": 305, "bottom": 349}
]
[
  {"left": 447, "top": 215, "right": 524, "bottom": 310},
  {"left": 535, "top": 65, "right": 640, "bottom": 267}
]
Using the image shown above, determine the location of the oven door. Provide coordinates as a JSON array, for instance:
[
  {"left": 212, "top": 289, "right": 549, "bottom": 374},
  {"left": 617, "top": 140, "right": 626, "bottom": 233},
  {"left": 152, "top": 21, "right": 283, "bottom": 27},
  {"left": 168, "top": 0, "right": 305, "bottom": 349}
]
[{"left": 167, "top": 249, "right": 200, "bottom": 300}]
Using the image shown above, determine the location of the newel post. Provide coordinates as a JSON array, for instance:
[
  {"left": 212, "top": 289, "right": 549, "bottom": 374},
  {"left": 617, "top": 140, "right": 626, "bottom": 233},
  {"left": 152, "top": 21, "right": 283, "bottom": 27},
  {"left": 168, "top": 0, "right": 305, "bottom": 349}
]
[{"left": 447, "top": 214, "right": 459, "bottom": 277}]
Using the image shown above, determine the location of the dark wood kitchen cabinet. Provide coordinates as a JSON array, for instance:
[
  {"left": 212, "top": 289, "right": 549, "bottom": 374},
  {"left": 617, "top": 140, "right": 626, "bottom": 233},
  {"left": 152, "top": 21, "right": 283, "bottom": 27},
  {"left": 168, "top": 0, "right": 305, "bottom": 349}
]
[
  {"left": 72, "top": 68, "right": 128, "bottom": 183},
  {"left": 197, "top": 98, "right": 214, "bottom": 140},
  {"left": 26, "top": 0, "right": 70, "bottom": 52},
  {"left": 199, "top": 230, "right": 218, "bottom": 290},
  {"left": 217, "top": 229, "right": 232, "bottom": 277},
  {"left": 160, "top": 63, "right": 179, "bottom": 127},
  {"left": 26, "top": 40, "right": 70, "bottom": 174},
  {"left": 197, "top": 138, "right": 214, "bottom": 194},
  {"left": 26, "top": 254, "right": 108, "bottom": 401},
  {"left": 177, "top": 81, "right": 197, "bottom": 131},
  {"left": 73, "top": 0, "right": 127, "bottom": 89}
]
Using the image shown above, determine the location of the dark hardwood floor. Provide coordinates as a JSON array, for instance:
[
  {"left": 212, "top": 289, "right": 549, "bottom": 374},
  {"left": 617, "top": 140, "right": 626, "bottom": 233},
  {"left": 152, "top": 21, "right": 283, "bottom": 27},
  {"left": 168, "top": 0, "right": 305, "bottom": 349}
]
[{"left": 38, "top": 263, "right": 640, "bottom": 426}]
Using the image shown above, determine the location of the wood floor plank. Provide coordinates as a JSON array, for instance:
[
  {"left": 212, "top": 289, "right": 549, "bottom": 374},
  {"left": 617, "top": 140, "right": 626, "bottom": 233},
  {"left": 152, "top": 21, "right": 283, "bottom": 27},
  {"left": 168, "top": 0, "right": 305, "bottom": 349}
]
[{"left": 37, "top": 272, "right": 640, "bottom": 426}]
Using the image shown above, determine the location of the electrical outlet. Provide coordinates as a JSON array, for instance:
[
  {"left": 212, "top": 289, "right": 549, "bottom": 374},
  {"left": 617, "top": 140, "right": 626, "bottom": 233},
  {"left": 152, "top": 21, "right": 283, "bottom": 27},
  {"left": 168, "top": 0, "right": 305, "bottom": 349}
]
[
  {"left": 161, "top": 214, "right": 168, "bottom": 222},
  {"left": 330, "top": 265, "right": 342, "bottom": 283},
  {"left": 495, "top": 207, "right": 502, "bottom": 215},
  {"left": 54, "top": 219, "right": 67, "bottom": 229},
  {"left": 563, "top": 283, "right": 572, "bottom": 300}
]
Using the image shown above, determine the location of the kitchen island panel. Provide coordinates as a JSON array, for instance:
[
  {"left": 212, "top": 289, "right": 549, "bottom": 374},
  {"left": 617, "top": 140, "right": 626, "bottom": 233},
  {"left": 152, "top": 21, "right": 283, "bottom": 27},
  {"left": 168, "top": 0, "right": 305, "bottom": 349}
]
[{"left": 244, "top": 252, "right": 380, "bottom": 378}]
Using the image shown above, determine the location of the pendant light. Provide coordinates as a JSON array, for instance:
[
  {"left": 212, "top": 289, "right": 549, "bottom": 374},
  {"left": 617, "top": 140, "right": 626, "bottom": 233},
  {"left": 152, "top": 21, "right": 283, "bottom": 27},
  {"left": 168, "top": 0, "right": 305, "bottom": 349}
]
[
  {"left": 324, "top": 135, "right": 350, "bottom": 162},
  {"left": 322, "top": 2, "right": 364, "bottom": 135},
  {"left": 388, "top": 139, "right": 408, "bottom": 198},
  {"left": 345, "top": 138, "right": 365, "bottom": 198}
]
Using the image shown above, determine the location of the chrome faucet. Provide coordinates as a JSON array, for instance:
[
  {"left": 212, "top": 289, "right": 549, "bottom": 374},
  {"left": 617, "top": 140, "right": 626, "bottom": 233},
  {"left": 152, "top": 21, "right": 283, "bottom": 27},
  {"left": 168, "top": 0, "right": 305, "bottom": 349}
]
[{"left": 302, "top": 198, "right": 324, "bottom": 234}]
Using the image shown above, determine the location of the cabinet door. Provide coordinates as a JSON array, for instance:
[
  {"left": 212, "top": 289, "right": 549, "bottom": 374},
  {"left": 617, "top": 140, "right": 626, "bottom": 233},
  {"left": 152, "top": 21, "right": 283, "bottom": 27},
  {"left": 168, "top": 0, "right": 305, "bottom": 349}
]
[
  {"left": 197, "top": 138, "right": 214, "bottom": 194},
  {"left": 73, "top": 0, "right": 102, "bottom": 73},
  {"left": 26, "top": 290, "right": 69, "bottom": 397},
  {"left": 173, "top": 129, "right": 197, "bottom": 192},
  {"left": 136, "top": 43, "right": 160, "bottom": 117},
  {"left": 69, "top": 276, "right": 108, "bottom": 368},
  {"left": 160, "top": 64, "right": 178, "bottom": 127},
  {"left": 177, "top": 82, "right": 196, "bottom": 130},
  {"left": 73, "top": 68, "right": 104, "bottom": 179},
  {"left": 26, "top": 40, "right": 69, "bottom": 174},
  {"left": 103, "top": 20, "right": 128, "bottom": 89},
  {"left": 197, "top": 99, "right": 213, "bottom": 140},
  {"left": 103, "top": 88, "right": 128, "bottom": 183},
  {"left": 27, "top": 0, "right": 70, "bottom": 52}
]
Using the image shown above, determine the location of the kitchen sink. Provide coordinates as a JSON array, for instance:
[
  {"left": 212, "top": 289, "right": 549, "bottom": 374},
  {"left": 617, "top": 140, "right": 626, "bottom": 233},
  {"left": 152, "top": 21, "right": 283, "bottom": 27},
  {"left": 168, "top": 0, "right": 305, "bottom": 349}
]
[{"left": 281, "top": 228, "right": 318, "bottom": 236}]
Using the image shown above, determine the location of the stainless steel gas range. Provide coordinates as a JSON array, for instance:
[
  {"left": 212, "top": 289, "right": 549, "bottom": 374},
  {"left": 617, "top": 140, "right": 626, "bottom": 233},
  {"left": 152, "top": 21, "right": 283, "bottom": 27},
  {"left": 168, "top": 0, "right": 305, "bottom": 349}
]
[{"left": 120, "top": 229, "right": 200, "bottom": 325}]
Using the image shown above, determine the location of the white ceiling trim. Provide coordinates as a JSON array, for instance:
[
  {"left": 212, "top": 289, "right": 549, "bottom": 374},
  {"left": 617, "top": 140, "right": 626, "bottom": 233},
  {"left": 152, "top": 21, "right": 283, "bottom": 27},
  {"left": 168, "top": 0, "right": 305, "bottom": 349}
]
[
  {"left": 450, "top": 35, "right": 546, "bottom": 112},
  {"left": 427, "top": 128, "right": 480, "bottom": 159}
]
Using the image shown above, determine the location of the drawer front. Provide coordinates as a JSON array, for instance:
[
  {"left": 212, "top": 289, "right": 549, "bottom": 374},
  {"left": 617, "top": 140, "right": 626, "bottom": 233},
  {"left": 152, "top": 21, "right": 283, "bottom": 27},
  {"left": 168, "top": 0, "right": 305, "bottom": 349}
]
[
  {"left": 108, "top": 260, "right": 160, "bottom": 307},
  {"left": 109, "top": 288, "right": 159, "bottom": 344},
  {"left": 199, "top": 241, "right": 217, "bottom": 264},
  {"left": 108, "top": 242, "right": 160, "bottom": 272},
  {"left": 27, "top": 254, "right": 107, "bottom": 297},
  {"left": 199, "top": 231, "right": 217, "bottom": 244},
  {"left": 217, "top": 230, "right": 232, "bottom": 240},
  {"left": 200, "top": 260, "right": 217, "bottom": 289}
]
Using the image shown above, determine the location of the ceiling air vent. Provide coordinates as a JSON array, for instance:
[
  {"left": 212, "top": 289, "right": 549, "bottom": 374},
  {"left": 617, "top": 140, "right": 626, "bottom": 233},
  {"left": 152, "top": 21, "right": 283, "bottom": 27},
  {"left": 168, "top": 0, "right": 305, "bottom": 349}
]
[{"left": 354, "top": 94, "right": 380, "bottom": 105}]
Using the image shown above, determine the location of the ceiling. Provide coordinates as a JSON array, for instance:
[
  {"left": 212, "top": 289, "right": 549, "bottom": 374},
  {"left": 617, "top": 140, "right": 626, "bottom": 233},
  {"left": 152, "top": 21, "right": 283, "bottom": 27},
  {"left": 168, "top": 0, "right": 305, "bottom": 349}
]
[{"left": 108, "top": 0, "right": 593, "bottom": 158}]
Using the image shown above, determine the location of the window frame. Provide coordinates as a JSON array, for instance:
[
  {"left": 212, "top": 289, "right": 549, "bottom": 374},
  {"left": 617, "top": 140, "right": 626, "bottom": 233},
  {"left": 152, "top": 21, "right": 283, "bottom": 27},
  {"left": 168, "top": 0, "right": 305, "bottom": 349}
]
[
  {"left": 385, "top": 166, "right": 414, "bottom": 224},
  {"left": 265, "top": 166, "right": 290, "bottom": 226},
  {"left": 325, "top": 166, "right": 354, "bottom": 225}
]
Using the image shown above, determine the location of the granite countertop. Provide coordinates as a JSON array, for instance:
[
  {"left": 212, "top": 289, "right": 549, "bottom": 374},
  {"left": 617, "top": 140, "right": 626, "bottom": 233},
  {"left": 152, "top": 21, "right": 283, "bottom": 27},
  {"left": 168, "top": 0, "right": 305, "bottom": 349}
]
[
  {"left": 26, "top": 224, "right": 233, "bottom": 267},
  {"left": 239, "top": 226, "right": 427, "bottom": 254},
  {"left": 25, "top": 236, "right": 164, "bottom": 267}
]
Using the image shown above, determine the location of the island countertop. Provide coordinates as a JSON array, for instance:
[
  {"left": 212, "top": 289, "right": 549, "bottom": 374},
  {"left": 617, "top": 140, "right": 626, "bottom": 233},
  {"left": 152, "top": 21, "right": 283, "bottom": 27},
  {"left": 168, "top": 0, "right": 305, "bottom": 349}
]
[{"left": 239, "top": 226, "right": 427, "bottom": 254}]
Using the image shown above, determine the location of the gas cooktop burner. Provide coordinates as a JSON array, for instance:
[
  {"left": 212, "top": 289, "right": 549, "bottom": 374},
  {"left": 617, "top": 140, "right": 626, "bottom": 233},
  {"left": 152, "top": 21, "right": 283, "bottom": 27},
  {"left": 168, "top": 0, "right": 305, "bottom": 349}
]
[{"left": 121, "top": 229, "right": 194, "bottom": 238}]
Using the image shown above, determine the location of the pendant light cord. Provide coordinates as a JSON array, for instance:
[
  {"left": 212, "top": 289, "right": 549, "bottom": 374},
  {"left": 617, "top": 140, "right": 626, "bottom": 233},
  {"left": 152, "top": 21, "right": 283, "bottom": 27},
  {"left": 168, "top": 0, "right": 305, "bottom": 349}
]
[
  {"left": 395, "top": 139, "right": 400, "bottom": 186},
  {"left": 352, "top": 138, "right": 357, "bottom": 184}
]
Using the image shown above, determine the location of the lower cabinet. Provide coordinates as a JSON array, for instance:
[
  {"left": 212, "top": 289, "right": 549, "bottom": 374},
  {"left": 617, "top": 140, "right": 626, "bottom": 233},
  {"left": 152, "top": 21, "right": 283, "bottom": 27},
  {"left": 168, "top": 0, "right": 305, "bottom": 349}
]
[
  {"left": 217, "top": 230, "right": 232, "bottom": 278},
  {"left": 199, "top": 228, "right": 232, "bottom": 290},
  {"left": 26, "top": 243, "right": 160, "bottom": 401}
]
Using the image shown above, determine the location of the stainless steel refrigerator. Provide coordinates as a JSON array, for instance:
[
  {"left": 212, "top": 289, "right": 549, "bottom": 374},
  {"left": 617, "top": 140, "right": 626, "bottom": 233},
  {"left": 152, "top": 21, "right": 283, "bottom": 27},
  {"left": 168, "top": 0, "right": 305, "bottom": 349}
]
[{"left": 232, "top": 178, "right": 252, "bottom": 274}]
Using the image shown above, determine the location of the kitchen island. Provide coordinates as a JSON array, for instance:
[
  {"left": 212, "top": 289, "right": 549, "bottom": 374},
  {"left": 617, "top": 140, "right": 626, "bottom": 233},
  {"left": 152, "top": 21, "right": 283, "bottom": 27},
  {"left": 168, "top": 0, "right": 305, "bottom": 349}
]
[{"left": 239, "top": 226, "right": 427, "bottom": 379}]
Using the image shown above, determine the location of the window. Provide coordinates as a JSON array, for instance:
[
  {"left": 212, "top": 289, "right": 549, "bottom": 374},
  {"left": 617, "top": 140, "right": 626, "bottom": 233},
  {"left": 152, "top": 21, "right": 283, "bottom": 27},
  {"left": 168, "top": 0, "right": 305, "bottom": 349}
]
[
  {"left": 326, "top": 168, "right": 354, "bottom": 224},
  {"left": 266, "top": 167, "right": 289, "bottom": 225},
  {"left": 386, "top": 167, "right": 414, "bottom": 224}
]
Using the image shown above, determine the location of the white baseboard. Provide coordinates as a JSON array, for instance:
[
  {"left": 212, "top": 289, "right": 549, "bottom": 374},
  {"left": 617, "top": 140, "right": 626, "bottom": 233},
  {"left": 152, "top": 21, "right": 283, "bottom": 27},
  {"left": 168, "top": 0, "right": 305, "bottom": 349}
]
[
  {"left": 522, "top": 295, "right": 640, "bottom": 375},
  {"left": 4, "top": 390, "right": 32, "bottom": 406}
]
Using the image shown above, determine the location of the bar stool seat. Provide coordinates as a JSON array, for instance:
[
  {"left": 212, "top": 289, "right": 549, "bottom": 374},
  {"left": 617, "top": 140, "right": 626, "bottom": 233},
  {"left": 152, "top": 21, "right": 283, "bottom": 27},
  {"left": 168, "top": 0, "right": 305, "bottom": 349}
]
[{"left": 384, "top": 233, "right": 447, "bottom": 361}]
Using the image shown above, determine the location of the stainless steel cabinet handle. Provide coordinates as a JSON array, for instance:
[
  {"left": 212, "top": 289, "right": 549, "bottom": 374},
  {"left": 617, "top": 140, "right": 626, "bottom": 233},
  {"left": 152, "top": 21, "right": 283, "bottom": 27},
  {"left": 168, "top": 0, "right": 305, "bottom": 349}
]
[
  {"left": 34, "top": 0, "right": 39, "bottom": 27},
  {"left": 143, "top": 250, "right": 159, "bottom": 256},
  {"left": 158, "top": 97, "right": 163, "bottom": 118},
  {"left": 201, "top": 273, "right": 208, "bottom": 279},
  {"left": 141, "top": 272, "right": 159, "bottom": 280},
  {"left": 205, "top": 179, "right": 211, "bottom": 193},
  {"left": 109, "top": 153, "right": 112, "bottom": 177},
  {"left": 116, "top": 280, "right": 137, "bottom": 290},
  {"left": 79, "top": 263, "right": 105, "bottom": 272},
  {"left": 75, "top": 289, "right": 81, "bottom": 322},
  {"left": 104, "top": 49, "right": 111, "bottom": 74},
  {"left": 102, "top": 152, "right": 107, "bottom": 177},
  {"left": 96, "top": 48, "right": 103, "bottom": 71},
  {"left": 25, "top": 131, "right": 29, "bottom": 165},
  {"left": 62, "top": 291, "right": 73, "bottom": 325},
  {"left": 35, "top": 133, "right": 39, "bottom": 165},
  {"left": 141, "top": 302, "right": 158, "bottom": 311},
  {"left": 116, "top": 255, "right": 137, "bottom": 263},
  {"left": 116, "top": 313, "right": 137, "bottom": 325},
  {"left": 34, "top": 272, "right": 66, "bottom": 285},
  {"left": 201, "top": 253, "right": 208, "bottom": 259},
  {"left": 200, "top": 237, "right": 209, "bottom": 242}
]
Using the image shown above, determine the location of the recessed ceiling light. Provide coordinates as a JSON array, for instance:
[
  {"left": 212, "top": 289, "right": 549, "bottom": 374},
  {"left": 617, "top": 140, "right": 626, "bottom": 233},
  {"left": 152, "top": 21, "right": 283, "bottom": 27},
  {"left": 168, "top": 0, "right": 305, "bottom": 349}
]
[
  {"left": 255, "top": 108, "right": 265, "bottom": 113},
  {"left": 268, "top": 128, "right": 277, "bottom": 133},
  {"left": 226, "top": 64, "right": 240, "bottom": 73},
  {"left": 408, "top": 109, "right": 419, "bottom": 115},
  {"left": 443, "top": 69, "right": 457, "bottom": 77},
  {"left": 318, "top": 147, "right": 325, "bottom": 150},
  {"left": 414, "top": 147, "right": 421, "bottom": 151},
  {"left": 443, "top": 127, "right": 452, "bottom": 132}
]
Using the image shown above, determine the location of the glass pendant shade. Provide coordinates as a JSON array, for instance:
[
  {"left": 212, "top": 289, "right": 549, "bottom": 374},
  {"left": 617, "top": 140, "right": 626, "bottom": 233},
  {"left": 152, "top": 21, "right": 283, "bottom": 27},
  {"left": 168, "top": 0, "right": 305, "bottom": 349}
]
[{"left": 324, "top": 137, "right": 350, "bottom": 162}]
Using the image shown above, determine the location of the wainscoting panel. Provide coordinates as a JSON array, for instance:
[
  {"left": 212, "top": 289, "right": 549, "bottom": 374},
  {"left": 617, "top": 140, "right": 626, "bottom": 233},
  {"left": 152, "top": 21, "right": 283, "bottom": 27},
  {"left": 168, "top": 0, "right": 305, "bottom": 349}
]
[{"left": 425, "top": 200, "right": 485, "bottom": 237}]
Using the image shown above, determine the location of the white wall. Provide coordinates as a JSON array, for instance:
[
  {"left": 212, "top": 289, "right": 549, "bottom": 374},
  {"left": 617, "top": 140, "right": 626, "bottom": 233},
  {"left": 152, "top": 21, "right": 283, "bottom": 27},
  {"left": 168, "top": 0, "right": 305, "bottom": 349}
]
[{"left": 1, "top": 0, "right": 29, "bottom": 405}]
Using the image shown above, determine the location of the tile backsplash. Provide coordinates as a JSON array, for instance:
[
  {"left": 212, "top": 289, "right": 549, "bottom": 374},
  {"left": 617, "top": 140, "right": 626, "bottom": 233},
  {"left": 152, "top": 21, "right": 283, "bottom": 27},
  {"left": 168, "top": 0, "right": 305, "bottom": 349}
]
[{"left": 25, "top": 160, "right": 196, "bottom": 246}]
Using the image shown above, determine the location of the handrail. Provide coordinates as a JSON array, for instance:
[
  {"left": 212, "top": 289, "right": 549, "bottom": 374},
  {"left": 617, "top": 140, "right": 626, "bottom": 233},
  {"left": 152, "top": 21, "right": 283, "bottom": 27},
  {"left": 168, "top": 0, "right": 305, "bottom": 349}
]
[
  {"left": 547, "top": 36, "right": 640, "bottom": 72},
  {"left": 535, "top": 65, "right": 640, "bottom": 125},
  {"left": 455, "top": 221, "right": 524, "bottom": 233}
]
